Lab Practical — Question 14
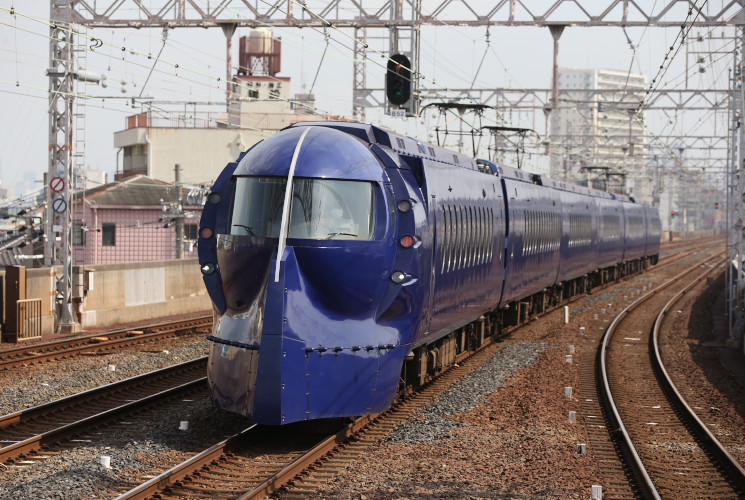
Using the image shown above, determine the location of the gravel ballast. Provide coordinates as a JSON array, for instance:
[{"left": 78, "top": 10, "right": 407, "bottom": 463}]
[
  {"left": 0, "top": 340, "right": 209, "bottom": 415},
  {"left": 391, "top": 342, "right": 546, "bottom": 444},
  {"left": 0, "top": 397, "right": 251, "bottom": 500},
  {"left": 2, "top": 249, "right": 743, "bottom": 500}
]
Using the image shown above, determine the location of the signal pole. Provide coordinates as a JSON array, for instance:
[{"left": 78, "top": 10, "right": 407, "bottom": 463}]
[{"left": 47, "top": 1, "right": 80, "bottom": 333}]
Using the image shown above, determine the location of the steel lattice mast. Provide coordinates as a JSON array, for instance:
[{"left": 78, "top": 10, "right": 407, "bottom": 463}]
[{"left": 47, "top": 1, "right": 78, "bottom": 332}]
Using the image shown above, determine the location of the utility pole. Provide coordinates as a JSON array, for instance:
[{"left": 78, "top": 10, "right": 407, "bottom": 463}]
[
  {"left": 47, "top": 1, "right": 80, "bottom": 333},
  {"left": 175, "top": 164, "right": 184, "bottom": 259}
]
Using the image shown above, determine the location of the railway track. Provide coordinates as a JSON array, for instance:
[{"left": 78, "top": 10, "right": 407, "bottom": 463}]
[
  {"left": 107, "top": 241, "right": 723, "bottom": 500},
  {"left": 594, "top": 252, "right": 745, "bottom": 500},
  {"left": 0, "top": 358, "right": 208, "bottom": 465},
  {"left": 112, "top": 333, "right": 515, "bottom": 500},
  {"left": 0, "top": 315, "right": 211, "bottom": 370}
]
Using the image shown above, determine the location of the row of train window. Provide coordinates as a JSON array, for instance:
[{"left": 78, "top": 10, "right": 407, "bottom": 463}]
[
  {"left": 601, "top": 214, "right": 622, "bottom": 240},
  {"left": 626, "top": 215, "right": 645, "bottom": 240},
  {"left": 440, "top": 204, "right": 495, "bottom": 273},
  {"left": 568, "top": 213, "right": 593, "bottom": 248},
  {"left": 523, "top": 210, "right": 561, "bottom": 256}
]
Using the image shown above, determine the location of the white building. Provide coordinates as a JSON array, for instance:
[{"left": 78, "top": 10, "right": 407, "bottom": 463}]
[
  {"left": 549, "top": 68, "right": 650, "bottom": 200},
  {"left": 113, "top": 29, "right": 336, "bottom": 186}
]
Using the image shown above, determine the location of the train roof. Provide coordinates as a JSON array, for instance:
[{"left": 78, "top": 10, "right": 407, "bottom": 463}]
[
  {"left": 287, "top": 121, "right": 480, "bottom": 172},
  {"left": 286, "top": 121, "right": 640, "bottom": 204}
]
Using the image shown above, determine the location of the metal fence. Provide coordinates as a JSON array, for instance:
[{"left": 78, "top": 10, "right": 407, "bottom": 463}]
[{"left": 16, "top": 298, "right": 42, "bottom": 341}]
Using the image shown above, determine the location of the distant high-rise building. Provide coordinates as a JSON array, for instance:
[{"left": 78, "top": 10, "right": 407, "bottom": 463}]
[{"left": 549, "top": 68, "right": 650, "bottom": 199}]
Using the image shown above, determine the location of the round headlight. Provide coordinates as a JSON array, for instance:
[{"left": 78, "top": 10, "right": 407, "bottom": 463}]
[
  {"left": 400, "top": 235, "right": 415, "bottom": 248},
  {"left": 397, "top": 199, "right": 412, "bottom": 212},
  {"left": 201, "top": 262, "right": 218, "bottom": 275},
  {"left": 390, "top": 271, "right": 406, "bottom": 284},
  {"left": 208, "top": 192, "right": 221, "bottom": 205}
]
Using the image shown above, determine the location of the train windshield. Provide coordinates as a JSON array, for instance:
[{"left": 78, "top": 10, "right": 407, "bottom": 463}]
[{"left": 230, "top": 176, "right": 375, "bottom": 240}]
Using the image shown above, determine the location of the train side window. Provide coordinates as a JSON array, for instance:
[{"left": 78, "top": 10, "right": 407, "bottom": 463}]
[
  {"left": 455, "top": 206, "right": 461, "bottom": 270},
  {"left": 569, "top": 214, "right": 574, "bottom": 248},
  {"left": 481, "top": 206, "right": 487, "bottom": 264},
  {"left": 460, "top": 206, "right": 466, "bottom": 269},
  {"left": 468, "top": 206, "right": 475, "bottom": 267},
  {"left": 446, "top": 205, "right": 453, "bottom": 272},
  {"left": 465, "top": 205, "right": 470, "bottom": 268},
  {"left": 478, "top": 206, "right": 484, "bottom": 265},
  {"left": 441, "top": 206, "right": 448, "bottom": 273},
  {"left": 471, "top": 206, "right": 476, "bottom": 267},
  {"left": 538, "top": 211, "right": 542, "bottom": 254},
  {"left": 458, "top": 206, "right": 465, "bottom": 269},
  {"left": 488, "top": 207, "right": 494, "bottom": 261},
  {"left": 453, "top": 206, "right": 460, "bottom": 271}
]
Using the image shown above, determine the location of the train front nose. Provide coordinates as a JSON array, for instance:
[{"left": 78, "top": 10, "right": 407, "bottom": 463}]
[{"left": 203, "top": 125, "right": 410, "bottom": 424}]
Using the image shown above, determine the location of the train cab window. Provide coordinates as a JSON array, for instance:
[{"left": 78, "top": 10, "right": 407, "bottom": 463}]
[{"left": 230, "top": 176, "right": 375, "bottom": 240}]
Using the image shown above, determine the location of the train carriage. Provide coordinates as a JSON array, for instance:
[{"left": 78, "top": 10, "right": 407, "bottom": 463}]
[
  {"left": 499, "top": 168, "right": 562, "bottom": 307},
  {"left": 622, "top": 199, "right": 648, "bottom": 264},
  {"left": 197, "top": 121, "right": 661, "bottom": 425},
  {"left": 557, "top": 185, "right": 598, "bottom": 285},
  {"left": 595, "top": 195, "right": 626, "bottom": 272}
]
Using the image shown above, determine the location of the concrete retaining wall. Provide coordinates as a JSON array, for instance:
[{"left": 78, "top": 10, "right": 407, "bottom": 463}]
[
  {"left": 2, "top": 259, "right": 209, "bottom": 335},
  {"left": 75, "top": 258, "right": 210, "bottom": 328},
  {"left": 663, "top": 229, "right": 720, "bottom": 242}
]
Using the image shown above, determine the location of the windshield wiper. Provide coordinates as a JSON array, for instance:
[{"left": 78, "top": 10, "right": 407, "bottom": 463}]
[
  {"left": 234, "top": 224, "right": 256, "bottom": 236},
  {"left": 326, "top": 232, "right": 358, "bottom": 239}
]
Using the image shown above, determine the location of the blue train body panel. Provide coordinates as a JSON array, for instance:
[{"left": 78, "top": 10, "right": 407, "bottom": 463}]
[
  {"left": 622, "top": 201, "right": 647, "bottom": 262},
  {"left": 500, "top": 176, "right": 562, "bottom": 306},
  {"left": 197, "top": 121, "right": 661, "bottom": 425},
  {"left": 557, "top": 189, "right": 598, "bottom": 283},
  {"left": 596, "top": 197, "right": 625, "bottom": 269}
]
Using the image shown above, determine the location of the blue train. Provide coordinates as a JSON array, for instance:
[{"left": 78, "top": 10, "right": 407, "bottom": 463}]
[{"left": 198, "top": 121, "right": 661, "bottom": 425}]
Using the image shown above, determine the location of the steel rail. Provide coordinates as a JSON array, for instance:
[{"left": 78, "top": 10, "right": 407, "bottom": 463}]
[
  {"left": 113, "top": 242, "right": 710, "bottom": 500},
  {"left": 0, "top": 316, "right": 212, "bottom": 370},
  {"left": 0, "top": 357, "right": 207, "bottom": 429},
  {"left": 113, "top": 425, "right": 258, "bottom": 500},
  {"left": 650, "top": 262, "right": 745, "bottom": 491},
  {"left": 0, "top": 375, "right": 207, "bottom": 464},
  {"left": 597, "top": 252, "right": 722, "bottom": 500}
]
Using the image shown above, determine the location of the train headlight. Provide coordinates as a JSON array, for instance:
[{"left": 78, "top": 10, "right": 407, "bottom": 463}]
[
  {"left": 201, "top": 262, "right": 218, "bottom": 275},
  {"left": 399, "top": 235, "right": 415, "bottom": 248},
  {"left": 390, "top": 271, "right": 406, "bottom": 284},
  {"left": 199, "top": 227, "right": 214, "bottom": 239},
  {"left": 397, "top": 199, "right": 412, "bottom": 212},
  {"left": 208, "top": 192, "right": 221, "bottom": 204}
]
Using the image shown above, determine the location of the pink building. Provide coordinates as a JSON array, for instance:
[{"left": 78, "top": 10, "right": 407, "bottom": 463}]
[{"left": 72, "top": 175, "right": 202, "bottom": 265}]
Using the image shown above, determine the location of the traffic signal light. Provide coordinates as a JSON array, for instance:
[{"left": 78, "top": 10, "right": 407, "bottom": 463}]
[
  {"left": 715, "top": 202, "right": 720, "bottom": 210},
  {"left": 386, "top": 54, "right": 411, "bottom": 107},
  {"left": 671, "top": 211, "right": 677, "bottom": 218}
]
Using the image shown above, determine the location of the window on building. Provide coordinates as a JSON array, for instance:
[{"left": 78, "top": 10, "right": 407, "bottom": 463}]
[
  {"left": 185, "top": 223, "right": 198, "bottom": 240},
  {"left": 102, "top": 223, "right": 116, "bottom": 246},
  {"left": 73, "top": 221, "right": 86, "bottom": 246}
]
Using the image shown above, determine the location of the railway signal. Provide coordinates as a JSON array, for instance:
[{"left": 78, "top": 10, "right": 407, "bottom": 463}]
[{"left": 386, "top": 54, "right": 411, "bottom": 107}]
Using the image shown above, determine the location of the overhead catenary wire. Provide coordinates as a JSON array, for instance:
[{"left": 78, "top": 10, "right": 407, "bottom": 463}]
[
  {"left": 0, "top": 2, "right": 734, "bottom": 178},
  {"left": 0, "top": 6, "right": 336, "bottom": 118},
  {"left": 636, "top": 0, "right": 710, "bottom": 116}
]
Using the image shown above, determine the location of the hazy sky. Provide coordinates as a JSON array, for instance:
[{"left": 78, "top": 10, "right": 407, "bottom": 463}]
[{"left": 0, "top": 1, "right": 735, "bottom": 198}]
